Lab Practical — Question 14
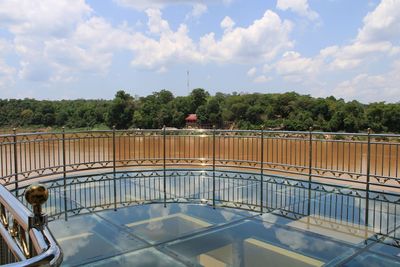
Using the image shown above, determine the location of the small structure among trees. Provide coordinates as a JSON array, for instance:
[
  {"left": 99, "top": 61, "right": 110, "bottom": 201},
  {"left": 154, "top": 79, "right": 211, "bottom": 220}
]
[{"left": 185, "top": 114, "right": 197, "bottom": 128}]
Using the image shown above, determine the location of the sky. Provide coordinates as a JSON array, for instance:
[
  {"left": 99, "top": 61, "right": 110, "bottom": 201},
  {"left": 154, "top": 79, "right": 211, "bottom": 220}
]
[{"left": 0, "top": 0, "right": 399, "bottom": 103}]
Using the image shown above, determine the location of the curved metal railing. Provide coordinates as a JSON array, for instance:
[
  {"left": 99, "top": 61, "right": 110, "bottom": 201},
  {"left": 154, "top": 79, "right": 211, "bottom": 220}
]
[
  {"left": 1, "top": 128, "right": 400, "bottom": 265},
  {"left": 2, "top": 128, "right": 400, "bottom": 192}
]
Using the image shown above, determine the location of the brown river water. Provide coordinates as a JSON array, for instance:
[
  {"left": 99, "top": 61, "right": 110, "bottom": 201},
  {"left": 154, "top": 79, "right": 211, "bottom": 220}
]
[{"left": 1, "top": 132, "right": 399, "bottom": 191}]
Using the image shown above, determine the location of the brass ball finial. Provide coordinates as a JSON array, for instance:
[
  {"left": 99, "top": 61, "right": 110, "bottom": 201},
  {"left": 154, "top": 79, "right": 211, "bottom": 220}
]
[{"left": 25, "top": 184, "right": 48, "bottom": 207}]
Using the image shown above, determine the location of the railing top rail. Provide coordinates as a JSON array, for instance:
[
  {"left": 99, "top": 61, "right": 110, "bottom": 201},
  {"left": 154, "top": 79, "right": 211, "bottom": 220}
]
[
  {"left": 115, "top": 129, "right": 162, "bottom": 133},
  {"left": 370, "top": 133, "right": 400, "bottom": 138},
  {"left": 4, "top": 228, "right": 62, "bottom": 267},
  {"left": 2, "top": 128, "right": 400, "bottom": 138},
  {"left": 0, "top": 132, "right": 61, "bottom": 138},
  {"left": 308, "top": 131, "right": 369, "bottom": 137},
  {"left": 0, "top": 185, "right": 31, "bottom": 229}
]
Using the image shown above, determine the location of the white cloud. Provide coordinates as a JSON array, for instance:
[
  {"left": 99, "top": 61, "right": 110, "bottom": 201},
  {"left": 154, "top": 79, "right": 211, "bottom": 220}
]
[
  {"left": 0, "top": 60, "right": 16, "bottom": 87},
  {"left": 253, "top": 75, "right": 270, "bottom": 83},
  {"left": 127, "top": 8, "right": 293, "bottom": 69},
  {"left": 44, "top": 17, "right": 137, "bottom": 81},
  {"left": 0, "top": 39, "right": 12, "bottom": 54},
  {"left": 275, "top": 51, "right": 320, "bottom": 82},
  {"left": 319, "top": 45, "right": 339, "bottom": 58},
  {"left": 0, "top": 0, "right": 100, "bottom": 82},
  {"left": 276, "top": 0, "right": 319, "bottom": 20},
  {"left": 262, "top": 64, "right": 273, "bottom": 73},
  {"left": 0, "top": 40, "right": 16, "bottom": 88},
  {"left": 200, "top": 10, "right": 293, "bottom": 63},
  {"left": 276, "top": 51, "right": 314, "bottom": 74},
  {"left": 220, "top": 16, "right": 235, "bottom": 32},
  {"left": 0, "top": 0, "right": 91, "bottom": 36},
  {"left": 129, "top": 11, "right": 202, "bottom": 69},
  {"left": 3, "top": 1, "right": 294, "bottom": 82},
  {"left": 329, "top": 41, "right": 394, "bottom": 70},
  {"left": 265, "top": 0, "right": 400, "bottom": 103},
  {"left": 357, "top": 0, "right": 400, "bottom": 43},
  {"left": 114, "top": 0, "right": 174, "bottom": 10},
  {"left": 156, "top": 66, "right": 167, "bottom": 73},
  {"left": 0, "top": 0, "right": 295, "bottom": 84},
  {"left": 145, "top": 8, "right": 171, "bottom": 35},
  {"left": 333, "top": 60, "right": 400, "bottom": 103},
  {"left": 115, "top": 0, "right": 230, "bottom": 11},
  {"left": 222, "top": 0, "right": 234, "bottom": 5},
  {"left": 326, "top": 0, "right": 400, "bottom": 70},
  {"left": 16, "top": 16, "right": 134, "bottom": 82},
  {"left": 116, "top": 1, "right": 219, "bottom": 21},
  {"left": 189, "top": 3, "right": 208, "bottom": 19},
  {"left": 2, "top": 0, "right": 396, "bottom": 105},
  {"left": 247, "top": 67, "right": 257, "bottom": 77}
]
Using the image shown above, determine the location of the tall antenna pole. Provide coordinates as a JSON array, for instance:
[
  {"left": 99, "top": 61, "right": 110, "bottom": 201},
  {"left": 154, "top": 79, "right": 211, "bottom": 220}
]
[{"left": 187, "top": 69, "right": 190, "bottom": 92}]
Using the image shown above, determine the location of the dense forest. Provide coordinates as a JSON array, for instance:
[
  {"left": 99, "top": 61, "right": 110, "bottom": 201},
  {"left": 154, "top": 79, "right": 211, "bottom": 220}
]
[{"left": 1, "top": 89, "right": 399, "bottom": 133}]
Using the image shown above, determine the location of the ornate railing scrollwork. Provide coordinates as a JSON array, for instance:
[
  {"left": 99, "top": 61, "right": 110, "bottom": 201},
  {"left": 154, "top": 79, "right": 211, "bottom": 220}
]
[{"left": 9, "top": 218, "right": 30, "bottom": 258}]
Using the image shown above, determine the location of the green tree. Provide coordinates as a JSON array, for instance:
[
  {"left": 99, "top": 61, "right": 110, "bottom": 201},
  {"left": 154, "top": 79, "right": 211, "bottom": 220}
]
[
  {"left": 20, "top": 109, "right": 34, "bottom": 125},
  {"left": 245, "top": 105, "right": 263, "bottom": 125},
  {"left": 1, "top": 89, "right": 399, "bottom": 133},
  {"left": 107, "top": 90, "right": 135, "bottom": 129},
  {"left": 384, "top": 105, "right": 400, "bottom": 132},
  {"left": 189, "top": 88, "right": 209, "bottom": 113},
  {"left": 196, "top": 105, "right": 208, "bottom": 124}
]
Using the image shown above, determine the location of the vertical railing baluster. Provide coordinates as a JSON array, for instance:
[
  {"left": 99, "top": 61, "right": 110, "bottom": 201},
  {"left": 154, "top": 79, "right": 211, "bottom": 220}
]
[
  {"left": 260, "top": 126, "right": 264, "bottom": 214},
  {"left": 112, "top": 126, "right": 117, "bottom": 211},
  {"left": 365, "top": 128, "right": 371, "bottom": 228},
  {"left": 163, "top": 126, "right": 167, "bottom": 207},
  {"left": 308, "top": 127, "right": 313, "bottom": 217},
  {"left": 62, "top": 127, "right": 68, "bottom": 221},
  {"left": 13, "top": 128, "right": 18, "bottom": 194},
  {"left": 212, "top": 126, "right": 216, "bottom": 209},
  {"left": 308, "top": 127, "right": 313, "bottom": 184}
]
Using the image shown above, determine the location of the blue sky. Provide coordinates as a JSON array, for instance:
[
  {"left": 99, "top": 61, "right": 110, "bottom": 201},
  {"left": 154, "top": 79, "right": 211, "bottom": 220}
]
[{"left": 0, "top": 0, "right": 399, "bottom": 103}]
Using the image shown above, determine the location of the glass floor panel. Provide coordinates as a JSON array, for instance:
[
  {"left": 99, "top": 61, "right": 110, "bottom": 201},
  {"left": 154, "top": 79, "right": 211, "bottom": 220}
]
[
  {"left": 341, "top": 252, "right": 400, "bottom": 267},
  {"left": 42, "top": 171, "right": 400, "bottom": 266},
  {"left": 48, "top": 204, "right": 400, "bottom": 266},
  {"left": 97, "top": 203, "right": 253, "bottom": 244},
  {"left": 165, "top": 219, "right": 355, "bottom": 266},
  {"left": 81, "top": 248, "right": 187, "bottom": 267},
  {"left": 49, "top": 214, "right": 146, "bottom": 266}
]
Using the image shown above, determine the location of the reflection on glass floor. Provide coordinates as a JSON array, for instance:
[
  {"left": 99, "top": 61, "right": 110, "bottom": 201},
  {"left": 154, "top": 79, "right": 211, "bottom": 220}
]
[
  {"left": 41, "top": 171, "right": 400, "bottom": 266},
  {"left": 48, "top": 205, "right": 400, "bottom": 266}
]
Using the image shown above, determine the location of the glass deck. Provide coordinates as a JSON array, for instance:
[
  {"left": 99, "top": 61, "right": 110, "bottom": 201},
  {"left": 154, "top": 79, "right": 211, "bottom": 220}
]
[{"left": 40, "top": 171, "right": 400, "bottom": 266}]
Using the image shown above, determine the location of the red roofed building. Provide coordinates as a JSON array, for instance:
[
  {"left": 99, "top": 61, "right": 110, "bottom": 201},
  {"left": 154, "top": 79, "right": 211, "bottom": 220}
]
[{"left": 185, "top": 114, "right": 197, "bottom": 127}]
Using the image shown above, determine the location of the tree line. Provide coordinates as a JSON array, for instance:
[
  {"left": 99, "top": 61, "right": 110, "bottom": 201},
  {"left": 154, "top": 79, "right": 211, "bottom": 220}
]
[{"left": 1, "top": 89, "right": 399, "bottom": 133}]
